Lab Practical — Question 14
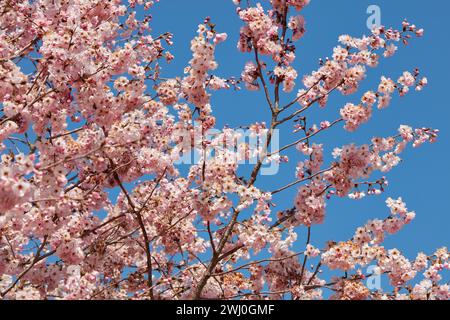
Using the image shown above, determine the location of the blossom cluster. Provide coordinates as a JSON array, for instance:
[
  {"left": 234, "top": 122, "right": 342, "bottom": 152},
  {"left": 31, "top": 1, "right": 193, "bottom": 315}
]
[{"left": 295, "top": 21, "right": 425, "bottom": 111}]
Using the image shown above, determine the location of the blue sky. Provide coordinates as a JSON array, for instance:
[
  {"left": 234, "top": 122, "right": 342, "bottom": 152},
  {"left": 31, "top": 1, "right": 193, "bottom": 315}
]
[{"left": 148, "top": 0, "right": 449, "bottom": 261}]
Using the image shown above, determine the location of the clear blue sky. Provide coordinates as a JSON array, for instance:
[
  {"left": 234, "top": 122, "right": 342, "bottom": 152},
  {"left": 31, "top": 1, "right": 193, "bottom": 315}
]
[{"left": 147, "top": 0, "right": 449, "bottom": 261}]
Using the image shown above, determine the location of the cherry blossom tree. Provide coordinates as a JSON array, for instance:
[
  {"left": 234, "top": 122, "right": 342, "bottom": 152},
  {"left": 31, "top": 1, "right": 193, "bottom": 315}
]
[{"left": 0, "top": 0, "right": 448, "bottom": 300}]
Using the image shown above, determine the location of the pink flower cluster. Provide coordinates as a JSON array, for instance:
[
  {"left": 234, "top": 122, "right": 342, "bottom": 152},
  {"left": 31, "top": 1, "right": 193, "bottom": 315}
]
[
  {"left": 182, "top": 22, "right": 226, "bottom": 122},
  {"left": 237, "top": 4, "right": 281, "bottom": 57},
  {"left": 0, "top": 154, "right": 34, "bottom": 212},
  {"left": 288, "top": 15, "right": 306, "bottom": 41},
  {"left": 241, "top": 61, "right": 260, "bottom": 90},
  {"left": 274, "top": 66, "right": 298, "bottom": 92},
  {"left": 322, "top": 199, "right": 449, "bottom": 295},
  {"left": 296, "top": 22, "right": 424, "bottom": 110},
  {"left": 293, "top": 179, "right": 327, "bottom": 226},
  {"left": 340, "top": 102, "right": 373, "bottom": 132}
]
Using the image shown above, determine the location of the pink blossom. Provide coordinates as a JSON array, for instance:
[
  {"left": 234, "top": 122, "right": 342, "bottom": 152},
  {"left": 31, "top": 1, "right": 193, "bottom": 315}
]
[{"left": 288, "top": 15, "right": 306, "bottom": 41}]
